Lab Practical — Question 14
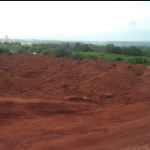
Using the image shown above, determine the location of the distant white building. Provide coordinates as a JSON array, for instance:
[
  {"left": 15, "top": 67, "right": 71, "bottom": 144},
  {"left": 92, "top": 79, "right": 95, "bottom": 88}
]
[{"left": 5, "top": 35, "right": 8, "bottom": 42}]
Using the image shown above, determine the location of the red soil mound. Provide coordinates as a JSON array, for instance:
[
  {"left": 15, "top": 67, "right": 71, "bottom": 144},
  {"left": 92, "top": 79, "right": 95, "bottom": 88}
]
[
  {"left": 0, "top": 54, "right": 150, "bottom": 102},
  {"left": 1, "top": 54, "right": 150, "bottom": 150}
]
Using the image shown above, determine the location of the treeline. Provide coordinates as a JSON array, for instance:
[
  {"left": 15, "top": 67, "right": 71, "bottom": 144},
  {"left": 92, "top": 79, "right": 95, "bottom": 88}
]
[
  {"left": 0, "top": 41, "right": 98, "bottom": 56},
  {"left": 104, "top": 43, "right": 150, "bottom": 56},
  {"left": 1, "top": 41, "right": 150, "bottom": 57},
  {"left": 1, "top": 41, "right": 150, "bottom": 65}
]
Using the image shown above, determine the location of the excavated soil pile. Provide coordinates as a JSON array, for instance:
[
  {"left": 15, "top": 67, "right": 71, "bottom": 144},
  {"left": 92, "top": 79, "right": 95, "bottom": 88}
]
[
  {"left": 1, "top": 54, "right": 150, "bottom": 150},
  {"left": 0, "top": 53, "right": 150, "bottom": 103}
]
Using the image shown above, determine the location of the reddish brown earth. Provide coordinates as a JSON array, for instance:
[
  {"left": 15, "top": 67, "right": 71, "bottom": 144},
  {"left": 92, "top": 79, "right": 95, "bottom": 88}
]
[{"left": 0, "top": 54, "right": 150, "bottom": 150}]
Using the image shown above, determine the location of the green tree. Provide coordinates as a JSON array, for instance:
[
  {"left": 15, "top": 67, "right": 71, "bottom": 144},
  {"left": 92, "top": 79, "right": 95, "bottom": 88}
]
[
  {"left": 110, "top": 46, "right": 121, "bottom": 54},
  {"left": 42, "top": 50, "right": 50, "bottom": 55},
  {"left": 13, "top": 42, "right": 21, "bottom": 45},
  {"left": 17, "top": 49, "right": 24, "bottom": 54},
  {"left": 74, "top": 42, "right": 81, "bottom": 52},
  {"left": 64, "top": 43, "right": 70, "bottom": 49},
  {"left": 104, "top": 43, "right": 114, "bottom": 53},
  {"left": 129, "top": 46, "right": 142, "bottom": 56},
  {"left": 83, "top": 44, "right": 90, "bottom": 52},
  {"left": 55, "top": 48, "right": 68, "bottom": 58},
  {"left": 4, "top": 42, "right": 10, "bottom": 45},
  {"left": 71, "top": 53, "right": 85, "bottom": 60},
  {"left": 32, "top": 43, "right": 37, "bottom": 47},
  {"left": 0, "top": 47, "right": 13, "bottom": 55},
  {"left": 141, "top": 50, "right": 147, "bottom": 56}
]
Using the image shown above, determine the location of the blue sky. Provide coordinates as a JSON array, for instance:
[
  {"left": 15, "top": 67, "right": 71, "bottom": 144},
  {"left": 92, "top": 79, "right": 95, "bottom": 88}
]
[{"left": 0, "top": 1, "right": 150, "bottom": 41}]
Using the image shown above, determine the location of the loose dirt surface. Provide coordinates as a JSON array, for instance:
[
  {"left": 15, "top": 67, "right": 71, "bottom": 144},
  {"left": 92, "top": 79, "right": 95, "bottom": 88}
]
[{"left": 0, "top": 54, "right": 150, "bottom": 150}]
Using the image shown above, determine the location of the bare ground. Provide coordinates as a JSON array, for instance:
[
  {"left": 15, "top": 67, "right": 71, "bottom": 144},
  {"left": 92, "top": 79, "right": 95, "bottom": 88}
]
[
  {"left": 0, "top": 54, "right": 150, "bottom": 149},
  {"left": 0, "top": 96, "right": 150, "bottom": 150}
]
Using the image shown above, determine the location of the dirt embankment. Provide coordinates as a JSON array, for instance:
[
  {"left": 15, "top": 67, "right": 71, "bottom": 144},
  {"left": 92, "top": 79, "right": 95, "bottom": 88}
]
[
  {"left": 0, "top": 54, "right": 150, "bottom": 103},
  {"left": 0, "top": 54, "right": 150, "bottom": 150}
]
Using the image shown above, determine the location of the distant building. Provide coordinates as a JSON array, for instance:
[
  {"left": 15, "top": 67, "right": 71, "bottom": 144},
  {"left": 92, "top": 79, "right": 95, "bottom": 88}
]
[{"left": 5, "top": 35, "right": 8, "bottom": 42}]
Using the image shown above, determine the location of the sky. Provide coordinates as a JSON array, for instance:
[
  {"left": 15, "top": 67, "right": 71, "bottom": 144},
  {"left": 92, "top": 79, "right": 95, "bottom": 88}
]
[{"left": 0, "top": 1, "right": 150, "bottom": 41}]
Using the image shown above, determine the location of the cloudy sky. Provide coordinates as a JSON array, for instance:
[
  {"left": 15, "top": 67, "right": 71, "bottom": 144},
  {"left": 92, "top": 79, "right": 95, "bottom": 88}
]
[{"left": 0, "top": 1, "right": 150, "bottom": 41}]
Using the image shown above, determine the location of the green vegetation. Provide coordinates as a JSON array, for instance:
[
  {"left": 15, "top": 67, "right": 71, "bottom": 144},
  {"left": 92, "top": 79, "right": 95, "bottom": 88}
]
[
  {"left": 1, "top": 41, "right": 150, "bottom": 66},
  {"left": 0, "top": 46, "right": 12, "bottom": 55}
]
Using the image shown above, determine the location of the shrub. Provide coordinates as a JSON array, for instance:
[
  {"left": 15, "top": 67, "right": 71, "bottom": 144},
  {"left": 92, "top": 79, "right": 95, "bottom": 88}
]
[
  {"left": 42, "top": 50, "right": 50, "bottom": 55},
  {"left": 143, "top": 58, "right": 149, "bottom": 65},
  {"left": 86, "top": 54, "right": 99, "bottom": 60},
  {"left": 71, "top": 53, "right": 85, "bottom": 60},
  {"left": 114, "top": 56, "right": 123, "bottom": 61}
]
